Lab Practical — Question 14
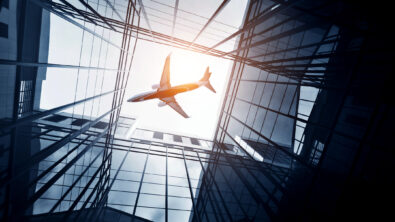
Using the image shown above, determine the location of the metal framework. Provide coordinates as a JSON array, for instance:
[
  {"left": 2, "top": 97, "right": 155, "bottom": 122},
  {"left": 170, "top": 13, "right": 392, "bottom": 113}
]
[
  {"left": 0, "top": 0, "right": 392, "bottom": 221},
  {"left": 12, "top": 118, "right": 291, "bottom": 221},
  {"left": 214, "top": 0, "right": 392, "bottom": 220},
  {"left": 21, "top": 0, "right": 350, "bottom": 84},
  {"left": 0, "top": 0, "right": 138, "bottom": 220}
]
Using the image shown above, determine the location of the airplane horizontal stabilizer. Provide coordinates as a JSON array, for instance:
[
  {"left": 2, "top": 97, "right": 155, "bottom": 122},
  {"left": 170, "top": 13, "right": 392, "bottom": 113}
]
[{"left": 204, "top": 82, "right": 216, "bottom": 93}]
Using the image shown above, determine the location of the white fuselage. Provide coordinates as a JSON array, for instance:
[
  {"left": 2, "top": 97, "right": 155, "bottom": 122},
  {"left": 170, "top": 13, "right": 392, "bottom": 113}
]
[{"left": 127, "top": 80, "right": 207, "bottom": 102}]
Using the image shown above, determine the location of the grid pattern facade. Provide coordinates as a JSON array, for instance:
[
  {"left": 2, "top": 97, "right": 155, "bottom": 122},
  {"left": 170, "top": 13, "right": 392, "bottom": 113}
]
[
  {"left": 213, "top": 0, "right": 393, "bottom": 220},
  {"left": 0, "top": 0, "right": 136, "bottom": 220},
  {"left": 0, "top": 0, "right": 393, "bottom": 222}
]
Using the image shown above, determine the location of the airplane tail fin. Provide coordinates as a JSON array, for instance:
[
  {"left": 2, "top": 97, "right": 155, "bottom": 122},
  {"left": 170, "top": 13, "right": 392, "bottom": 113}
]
[{"left": 200, "top": 66, "right": 216, "bottom": 93}]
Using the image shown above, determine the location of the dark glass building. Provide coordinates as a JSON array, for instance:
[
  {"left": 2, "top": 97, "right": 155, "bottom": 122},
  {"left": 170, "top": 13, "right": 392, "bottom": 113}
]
[
  {"left": 1, "top": 0, "right": 393, "bottom": 221},
  {"left": 213, "top": 0, "right": 393, "bottom": 221}
]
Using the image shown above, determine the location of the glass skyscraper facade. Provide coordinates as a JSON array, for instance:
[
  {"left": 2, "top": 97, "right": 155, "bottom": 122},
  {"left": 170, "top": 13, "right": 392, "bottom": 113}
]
[
  {"left": 213, "top": 0, "right": 393, "bottom": 221},
  {"left": 1, "top": 0, "right": 393, "bottom": 221}
]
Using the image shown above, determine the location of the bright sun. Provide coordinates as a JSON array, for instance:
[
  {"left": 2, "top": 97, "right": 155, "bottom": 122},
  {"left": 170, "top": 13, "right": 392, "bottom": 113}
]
[
  {"left": 121, "top": 42, "right": 232, "bottom": 139},
  {"left": 169, "top": 49, "right": 211, "bottom": 86}
]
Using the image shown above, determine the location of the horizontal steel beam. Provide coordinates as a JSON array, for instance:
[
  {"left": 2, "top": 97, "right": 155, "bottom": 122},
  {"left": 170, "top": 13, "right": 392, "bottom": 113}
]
[
  {"left": 0, "top": 58, "right": 120, "bottom": 71},
  {"left": 223, "top": 22, "right": 321, "bottom": 57},
  {"left": 24, "top": 128, "right": 108, "bottom": 209},
  {"left": 0, "top": 104, "right": 121, "bottom": 188},
  {"left": 78, "top": 0, "right": 116, "bottom": 31},
  {"left": 189, "top": 0, "right": 230, "bottom": 47},
  {"left": 0, "top": 89, "right": 121, "bottom": 133},
  {"left": 205, "top": 0, "right": 300, "bottom": 53}
]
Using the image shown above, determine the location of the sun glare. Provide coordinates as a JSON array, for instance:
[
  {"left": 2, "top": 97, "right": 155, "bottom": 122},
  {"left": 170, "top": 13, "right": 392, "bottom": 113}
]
[
  {"left": 170, "top": 49, "right": 212, "bottom": 85},
  {"left": 122, "top": 41, "right": 232, "bottom": 139}
]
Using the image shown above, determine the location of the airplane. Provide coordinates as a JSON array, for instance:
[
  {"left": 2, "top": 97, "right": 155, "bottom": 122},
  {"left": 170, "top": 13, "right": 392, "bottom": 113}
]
[{"left": 127, "top": 54, "right": 216, "bottom": 118}]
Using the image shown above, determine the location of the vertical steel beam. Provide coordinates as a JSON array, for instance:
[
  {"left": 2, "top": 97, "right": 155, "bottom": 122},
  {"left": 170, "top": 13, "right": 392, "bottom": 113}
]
[
  {"left": 165, "top": 146, "right": 169, "bottom": 222},
  {"left": 137, "top": 0, "right": 156, "bottom": 42},
  {"left": 182, "top": 148, "right": 201, "bottom": 222},
  {"left": 132, "top": 145, "right": 152, "bottom": 216},
  {"left": 171, "top": 0, "right": 179, "bottom": 39}
]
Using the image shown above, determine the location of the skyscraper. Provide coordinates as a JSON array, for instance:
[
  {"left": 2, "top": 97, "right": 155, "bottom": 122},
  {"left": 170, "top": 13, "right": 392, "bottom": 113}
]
[{"left": 0, "top": 0, "right": 393, "bottom": 221}]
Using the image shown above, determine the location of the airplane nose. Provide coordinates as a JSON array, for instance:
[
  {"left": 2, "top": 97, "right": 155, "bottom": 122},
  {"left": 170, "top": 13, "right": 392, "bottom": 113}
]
[
  {"left": 128, "top": 94, "right": 142, "bottom": 102},
  {"left": 127, "top": 96, "right": 136, "bottom": 102}
]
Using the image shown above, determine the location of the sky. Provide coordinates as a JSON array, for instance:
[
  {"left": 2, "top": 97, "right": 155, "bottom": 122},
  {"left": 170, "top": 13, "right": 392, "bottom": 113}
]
[
  {"left": 121, "top": 0, "right": 248, "bottom": 139},
  {"left": 39, "top": 0, "right": 248, "bottom": 140},
  {"left": 121, "top": 44, "right": 230, "bottom": 139}
]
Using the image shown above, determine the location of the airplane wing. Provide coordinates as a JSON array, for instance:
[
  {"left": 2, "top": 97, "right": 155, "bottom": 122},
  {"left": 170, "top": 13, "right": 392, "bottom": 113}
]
[
  {"left": 160, "top": 54, "right": 171, "bottom": 89},
  {"left": 161, "top": 97, "right": 189, "bottom": 118}
]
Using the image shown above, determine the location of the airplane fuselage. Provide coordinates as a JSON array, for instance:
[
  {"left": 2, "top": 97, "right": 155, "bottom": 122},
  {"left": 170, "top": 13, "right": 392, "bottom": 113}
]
[{"left": 128, "top": 81, "right": 205, "bottom": 102}]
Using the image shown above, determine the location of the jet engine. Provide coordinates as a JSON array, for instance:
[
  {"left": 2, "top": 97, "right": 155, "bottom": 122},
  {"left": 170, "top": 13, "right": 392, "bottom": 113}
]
[
  {"left": 158, "top": 101, "right": 167, "bottom": 107},
  {"left": 152, "top": 84, "right": 160, "bottom": 89}
]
